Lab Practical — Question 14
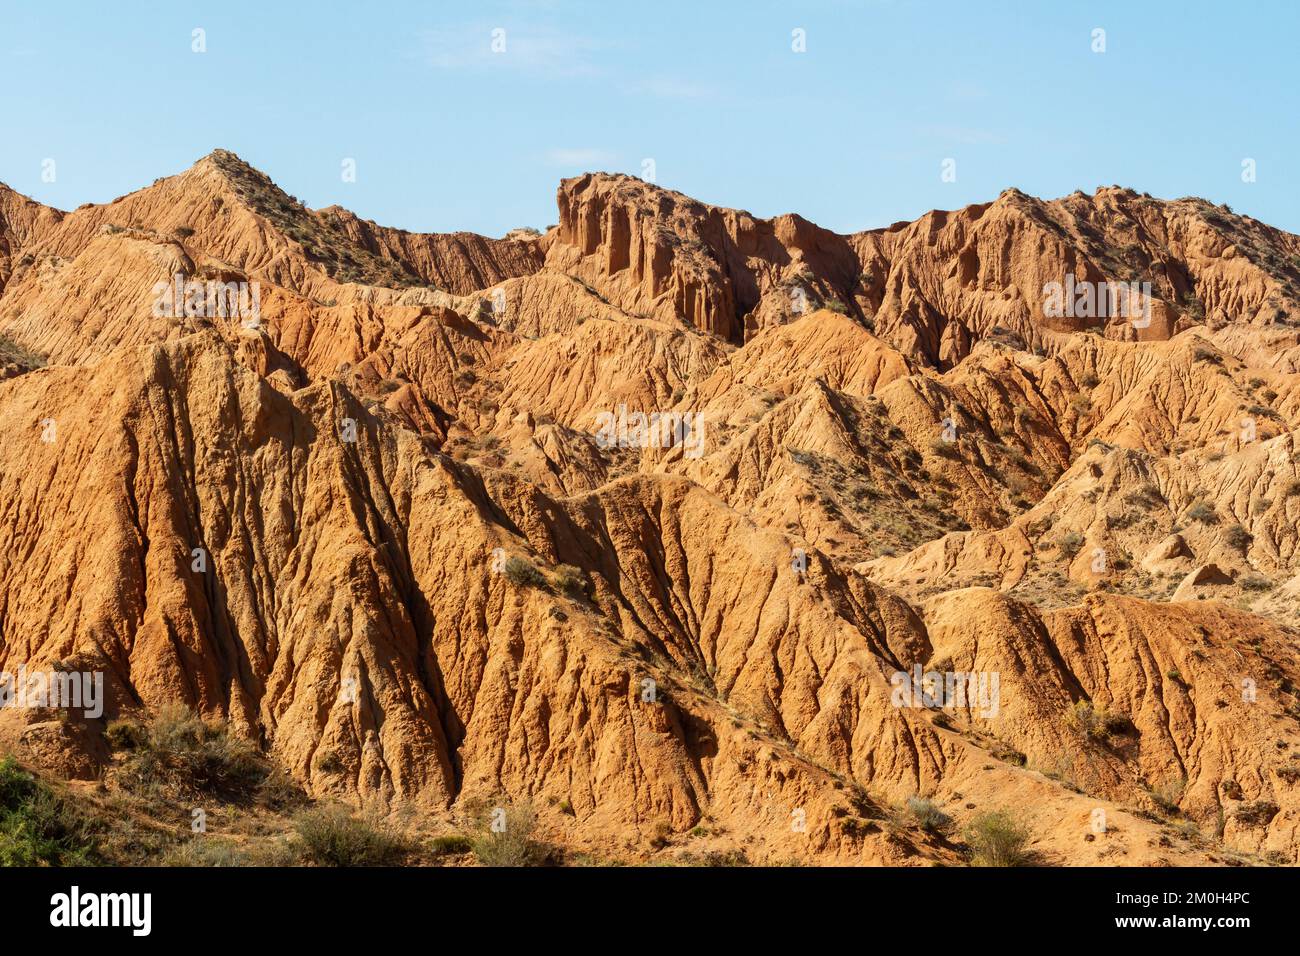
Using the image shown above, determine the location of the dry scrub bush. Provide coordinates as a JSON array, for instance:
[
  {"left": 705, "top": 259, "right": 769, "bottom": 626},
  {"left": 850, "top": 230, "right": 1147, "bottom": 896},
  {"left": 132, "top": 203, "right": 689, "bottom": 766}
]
[
  {"left": 964, "top": 810, "right": 1032, "bottom": 866},
  {"left": 293, "top": 805, "right": 409, "bottom": 866},
  {"left": 471, "top": 799, "right": 545, "bottom": 867}
]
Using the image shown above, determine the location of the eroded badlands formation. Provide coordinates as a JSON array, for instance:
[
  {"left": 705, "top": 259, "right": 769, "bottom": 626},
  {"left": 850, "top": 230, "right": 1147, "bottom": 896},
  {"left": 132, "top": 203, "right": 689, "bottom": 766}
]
[{"left": 3, "top": 150, "right": 1300, "bottom": 864}]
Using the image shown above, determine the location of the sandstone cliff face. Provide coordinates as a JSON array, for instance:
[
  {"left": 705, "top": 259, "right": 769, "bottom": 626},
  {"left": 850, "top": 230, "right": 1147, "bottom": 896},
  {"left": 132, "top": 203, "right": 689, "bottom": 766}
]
[
  {"left": 539, "top": 173, "right": 1300, "bottom": 366},
  {"left": 314, "top": 205, "right": 544, "bottom": 295},
  {"left": 545, "top": 173, "right": 863, "bottom": 343},
  {"left": 875, "top": 187, "right": 1299, "bottom": 364},
  {"left": 0, "top": 184, "right": 64, "bottom": 294},
  {"left": 2, "top": 153, "right": 1300, "bottom": 865}
]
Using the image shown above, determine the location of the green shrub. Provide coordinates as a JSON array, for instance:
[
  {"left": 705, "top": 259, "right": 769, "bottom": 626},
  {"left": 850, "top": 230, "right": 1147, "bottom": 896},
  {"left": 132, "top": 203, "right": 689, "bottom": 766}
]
[
  {"left": 257, "top": 767, "right": 307, "bottom": 810},
  {"left": 471, "top": 800, "right": 545, "bottom": 867},
  {"left": 503, "top": 557, "right": 547, "bottom": 589},
  {"left": 1149, "top": 777, "right": 1185, "bottom": 814},
  {"left": 1064, "top": 700, "right": 1132, "bottom": 741},
  {"left": 1235, "top": 800, "right": 1280, "bottom": 827},
  {"left": 114, "top": 704, "right": 267, "bottom": 798},
  {"left": 930, "top": 439, "right": 961, "bottom": 460},
  {"left": 1186, "top": 501, "right": 1217, "bottom": 524},
  {"left": 105, "top": 718, "right": 147, "bottom": 750},
  {"left": 160, "top": 837, "right": 245, "bottom": 867},
  {"left": 1174, "top": 819, "right": 1201, "bottom": 841},
  {"left": 1058, "top": 532, "right": 1085, "bottom": 557},
  {"left": 673, "top": 849, "right": 751, "bottom": 866},
  {"left": 906, "top": 797, "right": 951, "bottom": 833},
  {"left": 0, "top": 757, "right": 94, "bottom": 866},
  {"left": 552, "top": 564, "right": 589, "bottom": 600},
  {"left": 293, "top": 805, "right": 408, "bottom": 866},
  {"left": 0, "top": 334, "right": 47, "bottom": 372},
  {"left": 1224, "top": 524, "right": 1252, "bottom": 551},
  {"left": 429, "top": 834, "right": 473, "bottom": 856},
  {"left": 964, "top": 810, "right": 1032, "bottom": 866},
  {"left": 1123, "top": 484, "right": 1162, "bottom": 510},
  {"left": 990, "top": 740, "right": 1027, "bottom": 766}
]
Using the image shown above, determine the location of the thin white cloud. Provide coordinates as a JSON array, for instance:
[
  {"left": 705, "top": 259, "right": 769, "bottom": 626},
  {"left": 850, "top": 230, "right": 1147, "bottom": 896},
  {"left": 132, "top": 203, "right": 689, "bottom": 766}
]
[
  {"left": 632, "top": 76, "right": 719, "bottom": 101},
  {"left": 422, "top": 24, "right": 603, "bottom": 77},
  {"left": 918, "top": 125, "right": 1004, "bottom": 145},
  {"left": 948, "top": 83, "right": 989, "bottom": 102},
  {"left": 545, "top": 148, "right": 617, "bottom": 168}
]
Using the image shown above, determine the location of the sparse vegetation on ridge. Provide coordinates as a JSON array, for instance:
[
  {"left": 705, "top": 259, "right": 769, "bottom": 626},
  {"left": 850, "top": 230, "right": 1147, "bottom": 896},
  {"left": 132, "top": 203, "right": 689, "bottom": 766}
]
[{"left": 207, "top": 149, "right": 425, "bottom": 288}]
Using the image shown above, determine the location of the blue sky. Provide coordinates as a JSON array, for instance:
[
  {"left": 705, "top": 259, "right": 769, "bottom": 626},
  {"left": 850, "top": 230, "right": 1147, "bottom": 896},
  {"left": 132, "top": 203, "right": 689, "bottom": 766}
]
[{"left": 1, "top": 0, "right": 1296, "bottom": 237}]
